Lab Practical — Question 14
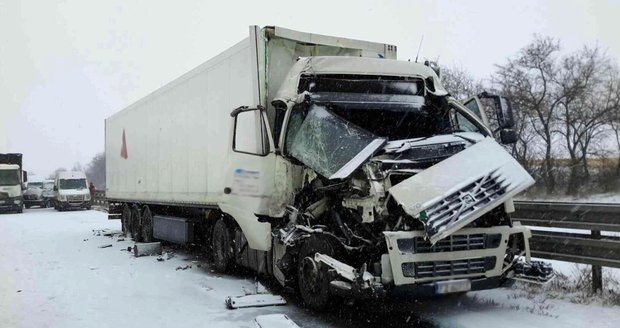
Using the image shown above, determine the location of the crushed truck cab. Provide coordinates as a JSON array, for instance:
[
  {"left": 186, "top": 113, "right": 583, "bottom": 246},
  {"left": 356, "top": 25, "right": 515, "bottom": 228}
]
[{"left": 105, "top": 25, "right": 551, "bottom": 312}]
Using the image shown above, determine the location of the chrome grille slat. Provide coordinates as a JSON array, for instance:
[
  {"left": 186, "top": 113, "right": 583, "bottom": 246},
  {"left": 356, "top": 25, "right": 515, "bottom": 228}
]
[
  {"left": 424, "top": 170, "right": 508, "bottom": 238},
  {"left": 403, "top": 256, "right": 496, "bottom": 278}
]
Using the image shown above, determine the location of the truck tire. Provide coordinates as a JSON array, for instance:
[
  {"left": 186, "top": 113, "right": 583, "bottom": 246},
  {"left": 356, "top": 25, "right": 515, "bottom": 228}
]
[
  {"left": 297, "top": 235, "right": 340, "bottom": 312},
  {"left": 121, "top": 205, "right": 132, "bottom": 236},
  {"left": 212, "top": 218, "right": 234, "bottom": 273},
  {"left": 130, "top": 206, "right": 142, "bottom": 242},
  {"left": 141, "top": 206, "right": 154, "bottom": 243}
]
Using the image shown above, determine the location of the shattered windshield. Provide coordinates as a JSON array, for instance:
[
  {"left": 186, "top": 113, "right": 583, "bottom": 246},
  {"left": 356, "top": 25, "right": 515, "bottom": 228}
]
[{"left": 286, "top": 104, "right": 385, "bottom": 179}]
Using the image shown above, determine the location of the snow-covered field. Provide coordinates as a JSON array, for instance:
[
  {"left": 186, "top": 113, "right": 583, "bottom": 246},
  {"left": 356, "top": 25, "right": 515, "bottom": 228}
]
[{"left": 2, "top": 209, "right": 620, "bottom": 328}]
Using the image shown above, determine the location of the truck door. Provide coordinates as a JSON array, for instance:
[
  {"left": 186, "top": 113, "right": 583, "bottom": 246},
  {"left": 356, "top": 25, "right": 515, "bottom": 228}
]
[{"left": 220, "top": 106, "right": 276, "bottom": 252}]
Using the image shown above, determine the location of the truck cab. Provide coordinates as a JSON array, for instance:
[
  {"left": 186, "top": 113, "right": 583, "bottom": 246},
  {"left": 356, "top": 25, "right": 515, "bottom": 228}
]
[
  {"left": 0, "top": 153, "right": 27, "bottom": 214},
  {"left": 54, "top": 171, "right": 92, "bottom": 211},
  {"left": 0, "top": 164, "right": 24, "bottom": 213}
]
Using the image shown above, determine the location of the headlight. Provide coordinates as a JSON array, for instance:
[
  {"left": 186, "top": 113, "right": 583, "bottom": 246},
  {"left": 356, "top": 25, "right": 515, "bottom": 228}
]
[
  {"left": 14, "top": 199, "right": 21, "bottom": 204},
  {"left": 60, "top": 195, "right": 66, "bottom": 201},
  {"left": 85, "top": 194, "right": 91, "bottom": 201}
]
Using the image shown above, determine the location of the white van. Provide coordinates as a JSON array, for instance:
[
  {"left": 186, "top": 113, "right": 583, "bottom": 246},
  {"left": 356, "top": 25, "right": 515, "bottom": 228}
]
[{"left": 54, "top": 171, "right": 91, "bottom": 211}]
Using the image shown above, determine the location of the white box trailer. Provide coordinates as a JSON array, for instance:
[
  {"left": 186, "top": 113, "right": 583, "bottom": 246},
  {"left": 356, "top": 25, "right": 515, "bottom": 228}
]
[
  {"left": 105, "top": 26, "right": 396, "bottom": 207},
  {"left": 106, "top": 26, "right": 550, "bottom": 311}
]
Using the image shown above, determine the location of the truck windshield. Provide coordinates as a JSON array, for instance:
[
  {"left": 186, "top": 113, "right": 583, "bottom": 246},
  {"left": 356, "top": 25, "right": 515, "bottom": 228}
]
[
  {"left": 0, "top": 170, "right": 20, "bottom": 186},
  {"left": 43, "top": 182, "right": 55, "bottom": 190},
  {"left": 286, "top": 104, "right": 385, "bottom": 179},
  {"left": 59, "top": 178, "right": 87, "bottom": 190}
]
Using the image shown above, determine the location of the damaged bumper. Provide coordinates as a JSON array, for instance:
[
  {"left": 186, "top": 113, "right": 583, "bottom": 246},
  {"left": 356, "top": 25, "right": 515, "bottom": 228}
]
[
  {"left": 382, "top": 225, "right": 531, "bottom": 287},
  {"left": 316, "top": 224, "right": 549, "bottom": 299}
]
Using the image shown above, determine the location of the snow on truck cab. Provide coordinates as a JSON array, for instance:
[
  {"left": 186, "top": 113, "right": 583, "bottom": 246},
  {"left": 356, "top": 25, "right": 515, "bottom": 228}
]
[
  {"left": 0, "top": 153, "right": 27, "bottom": 214},
  {"left": 54, "top": 171, "right": 92, "bottom": 211},
  {"left": 106, "top": 26, "right": 551, "bottom": 311}
]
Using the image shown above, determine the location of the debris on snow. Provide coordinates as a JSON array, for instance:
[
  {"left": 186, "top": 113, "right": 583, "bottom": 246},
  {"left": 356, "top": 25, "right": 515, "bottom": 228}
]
[
  {"left": 175, "top": 265, "right": 192, "bottom": 271},
  {"left": 133, "top": 242, "right": 162, "bottom": 257},
  {"left": 225, "top": 294, "right": 287, "bottom": 310},
  {"left": 254, "top": 314, "right": 300, "bottom": 328},
  {"left": 98, "top": 244, "right": 113, "bottom": 248},
  {"left": 226, "top": 281, "right": 286, "bottom": 309}
]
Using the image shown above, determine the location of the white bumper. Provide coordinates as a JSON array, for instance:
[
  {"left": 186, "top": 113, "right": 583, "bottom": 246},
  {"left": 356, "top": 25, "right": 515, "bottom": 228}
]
[{"left": 382, "top": 224, "right": 531, "bottom": 286}]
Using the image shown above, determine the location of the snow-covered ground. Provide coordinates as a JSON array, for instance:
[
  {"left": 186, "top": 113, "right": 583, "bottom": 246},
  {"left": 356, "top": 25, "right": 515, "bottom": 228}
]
[{"left": 2, "top": 209, "right": 620, "bottom": 328}]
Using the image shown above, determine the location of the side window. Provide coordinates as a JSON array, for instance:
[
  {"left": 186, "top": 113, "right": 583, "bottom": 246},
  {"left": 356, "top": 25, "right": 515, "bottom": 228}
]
[{"left": 233, "top": 110, "right": 270, "bottom": 155}]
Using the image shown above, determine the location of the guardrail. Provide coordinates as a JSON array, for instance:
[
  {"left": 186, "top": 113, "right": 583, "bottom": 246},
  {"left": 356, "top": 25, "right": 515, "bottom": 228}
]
[{"left": 514, "top": 201, "right": 620, "bottom": 291}]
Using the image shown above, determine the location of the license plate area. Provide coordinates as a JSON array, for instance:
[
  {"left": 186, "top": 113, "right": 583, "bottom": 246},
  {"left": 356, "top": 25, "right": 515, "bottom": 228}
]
[{"left": 434, "top": 279, "right": 471, "bottom": 294}]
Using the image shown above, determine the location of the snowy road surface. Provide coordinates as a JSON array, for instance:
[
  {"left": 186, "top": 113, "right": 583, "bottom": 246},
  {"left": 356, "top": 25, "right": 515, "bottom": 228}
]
[{"left": 2, "top": 209, "right": 619, "bottom": 328}]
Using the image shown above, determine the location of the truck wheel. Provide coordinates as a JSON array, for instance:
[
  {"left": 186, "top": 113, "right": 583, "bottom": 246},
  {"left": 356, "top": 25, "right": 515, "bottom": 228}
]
[
  {"left": 121, "top": 205, "right": 132, "bottom": 236},
  {"left": 141, "top": 206, "right": 154, "bottom": 243},
  {"left": 212, "top": 218, "right": 234, "bottom": 273},
  {"left": 130, "top": 206, "right": 142, "bottom": 242},
  {"left": 25, "top": 204, "right": 31, "bottom": 209},
  {"left": 297, "top": 236, "right": 340, "bottom": 312}
]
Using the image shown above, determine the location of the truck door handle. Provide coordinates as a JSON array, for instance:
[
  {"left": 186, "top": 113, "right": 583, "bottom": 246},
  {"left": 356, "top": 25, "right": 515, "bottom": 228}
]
[{"left": 224, "top": 187, "right": 231, "bottom": 194}]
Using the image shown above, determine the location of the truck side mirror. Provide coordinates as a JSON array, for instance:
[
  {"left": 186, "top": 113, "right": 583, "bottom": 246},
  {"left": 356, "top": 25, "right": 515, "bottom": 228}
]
[
  {"left": 23, "top": 170, "right": 28, "bottom": 183},
  {"left": 500, "top": 129, "right": 517, "bottom": 144},
  {"left": 478, "top": 92, "right": 514, "bottom": 129}
]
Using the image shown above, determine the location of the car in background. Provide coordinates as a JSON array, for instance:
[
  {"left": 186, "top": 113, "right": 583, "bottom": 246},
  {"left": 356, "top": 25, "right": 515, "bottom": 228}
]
[{"left": 23, "top": 180, "right": 46, "bottom": 208}]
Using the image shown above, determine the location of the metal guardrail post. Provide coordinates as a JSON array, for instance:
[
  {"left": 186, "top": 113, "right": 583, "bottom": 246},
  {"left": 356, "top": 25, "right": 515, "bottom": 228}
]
[{"left": 592, "top": 229, "right": 602, "bottom": 292}]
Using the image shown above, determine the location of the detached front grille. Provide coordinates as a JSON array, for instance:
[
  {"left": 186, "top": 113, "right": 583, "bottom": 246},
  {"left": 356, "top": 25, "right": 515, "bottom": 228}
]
[
  {"left": 425, "top": 170, "right": 507, "bottom": 237},
  {"left": 397, "top": 233, "right": 502, "bottom": 253},
  {"left": 402, "top": 256, "right": 496, "bottom": 278}
]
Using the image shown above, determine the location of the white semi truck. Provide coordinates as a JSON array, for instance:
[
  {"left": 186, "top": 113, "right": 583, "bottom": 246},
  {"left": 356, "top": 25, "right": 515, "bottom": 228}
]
[
  {"left": 0, "top": 153, "right": 27, "bottom": 214},
  {"left": 106, "top": 26, "right": 551, "bottom": 310}
]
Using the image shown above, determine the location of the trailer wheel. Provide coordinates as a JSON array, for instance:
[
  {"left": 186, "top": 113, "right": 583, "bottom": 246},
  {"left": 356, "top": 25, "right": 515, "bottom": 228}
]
[
  {"left": 212, "top": 218, "right": 234, "bottom": 273},
  {"left": 121, "top": 204, "right": 132, "bottom": 236},
  {"left": 130, "top": 206, "right": 142, "bottom": 242},
  {"left": 141, "top": 206, "right": 154, "bottom": 243},
  {"left": 297, "top": 236, "right": 339, "bottom": 312}
]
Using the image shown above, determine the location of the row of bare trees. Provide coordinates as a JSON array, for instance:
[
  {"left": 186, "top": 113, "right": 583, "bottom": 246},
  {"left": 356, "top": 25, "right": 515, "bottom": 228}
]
[
  {"left": 48, "top": 152, "right": 105, "bottom": 189},
  {"left": 443, "top": 36, "right": 620, "bottom": 196}
]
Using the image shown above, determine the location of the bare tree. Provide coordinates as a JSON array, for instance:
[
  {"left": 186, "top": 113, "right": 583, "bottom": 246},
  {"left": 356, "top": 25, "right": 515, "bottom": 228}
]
[
  {"left": 553, "top": 46, "right": 620, "bottom": 194},
  {"left": 494, "top": 36, "right": 565, "bottom": 193},
  {"left": 440, "top": 65, "right": 485, "bottom": 101}
]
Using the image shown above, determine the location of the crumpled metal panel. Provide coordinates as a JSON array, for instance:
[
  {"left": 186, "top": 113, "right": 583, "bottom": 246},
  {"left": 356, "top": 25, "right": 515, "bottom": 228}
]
[{"left": 388, "top": 138, "right": 534, "bottom": 244}]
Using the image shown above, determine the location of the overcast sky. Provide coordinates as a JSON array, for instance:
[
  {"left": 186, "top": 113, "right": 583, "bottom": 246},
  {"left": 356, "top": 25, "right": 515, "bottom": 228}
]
[{"left": 1, "top": 0, "right": 618, "bottom": 177}]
